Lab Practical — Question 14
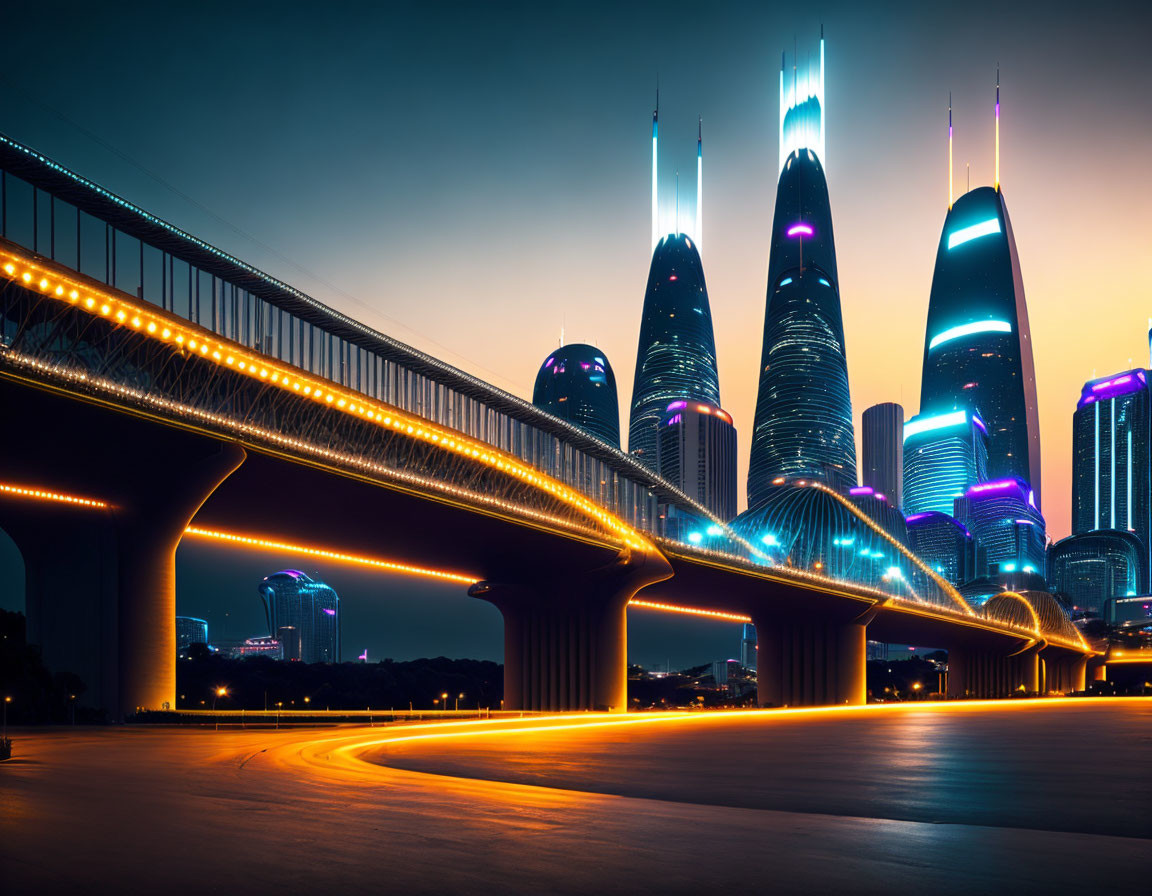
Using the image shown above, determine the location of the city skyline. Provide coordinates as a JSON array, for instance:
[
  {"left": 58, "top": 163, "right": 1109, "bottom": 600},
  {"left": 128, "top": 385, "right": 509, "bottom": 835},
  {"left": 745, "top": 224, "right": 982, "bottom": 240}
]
[{"left": 0, "top": 1, "right": 1149, "bottom": 665}]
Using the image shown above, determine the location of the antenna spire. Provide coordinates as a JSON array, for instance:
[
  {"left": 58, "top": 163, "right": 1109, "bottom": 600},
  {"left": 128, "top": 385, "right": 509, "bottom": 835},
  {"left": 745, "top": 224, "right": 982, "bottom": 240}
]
[
  {"left": 994, "top": 67, "right": 1000, "bottom": 191},
  {"left": 948, "top": 93, "right": 953, "bottom": 208},
  {"left": 651, "top": 84, "right": 659, "bottom": 251},
  {"left": 675, "top": 169, "right": 679, "bottom": 234},
  {"left": 696, "top": 117, "right": 703, "bottom": 252}
]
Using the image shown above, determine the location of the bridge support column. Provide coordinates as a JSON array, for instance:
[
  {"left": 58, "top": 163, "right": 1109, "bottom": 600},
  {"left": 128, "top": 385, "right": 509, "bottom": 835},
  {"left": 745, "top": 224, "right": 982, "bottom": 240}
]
[
  {"left": 0, "top": 443, "right": 244, "bottom": 718},
  {"left": 947, "top": 649, "right": 967, "bottom": 698},
  {"left": 754, "top": 618, "right": 868, "bottom": 707},
  {"left": 1010, "top": 644, "right": 1040, "bottom": 695},
  {"left": 470, "top": 549, "right": 671, "bottom": 712}
]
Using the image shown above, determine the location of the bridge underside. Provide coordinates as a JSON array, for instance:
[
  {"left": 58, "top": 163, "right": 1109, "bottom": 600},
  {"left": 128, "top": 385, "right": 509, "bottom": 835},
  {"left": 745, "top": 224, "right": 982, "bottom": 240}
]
[{"left": 2, "top": 373, "right": 1094, "bottom": 717}]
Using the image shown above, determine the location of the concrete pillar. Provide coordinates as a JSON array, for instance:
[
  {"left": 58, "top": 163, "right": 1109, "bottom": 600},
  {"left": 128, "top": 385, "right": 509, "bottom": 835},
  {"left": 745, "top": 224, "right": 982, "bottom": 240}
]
[
  {"left": 1071, "top": 656, "right": 1088, "bottom": 693},
  {"left": 471, "top": 549, "right": 671, "bottom": 712},
  {"left": 0, "top": 443, "right": 244, "bottom": 718},
  {"left": 946, "top": 649, "right": 967, "bottom": 698},
  {"left": 753, "top": 618, "right": 868, "bottom": 707}
]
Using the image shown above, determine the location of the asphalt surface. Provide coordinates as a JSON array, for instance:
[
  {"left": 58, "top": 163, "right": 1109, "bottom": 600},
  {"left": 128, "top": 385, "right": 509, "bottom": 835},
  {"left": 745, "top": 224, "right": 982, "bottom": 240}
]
[{"left": 1, "top": 700, "right": 1150, "bottom": 894}]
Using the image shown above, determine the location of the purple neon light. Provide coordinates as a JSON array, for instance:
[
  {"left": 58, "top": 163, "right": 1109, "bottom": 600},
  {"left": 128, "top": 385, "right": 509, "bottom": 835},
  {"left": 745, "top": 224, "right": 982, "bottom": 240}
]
[
  {"left": 1078, "top": 369, "right": 1148, "bottom": 408},
  {"left": 967, "top": 479, "right": 1018, "bottom": 495},
  {"left": 666, "top": 401, "right": 687, "bottom": 412},
  {"left": 665, "top": 413, "right": 683, "bottom": 426},
  {"left": 849, "top": 486, "right": 873, "bottom": 496},
  {"left": 875, "top": 493, "right": 887, "bottom": 503},
  {"left": 905, "top": 512, "right": 934, "bottom": 523},
  {"left": 322, "top": 608, "right": 336, "bottom": 616},
  {"left": 787, "top": 223, "right": 814, "bottom": 238},
  {"left": 544, "top": 357, "right": 554, "bottom": 368},
  {"left": 972, "top": 415, "right": 988, "bottom": 434}
]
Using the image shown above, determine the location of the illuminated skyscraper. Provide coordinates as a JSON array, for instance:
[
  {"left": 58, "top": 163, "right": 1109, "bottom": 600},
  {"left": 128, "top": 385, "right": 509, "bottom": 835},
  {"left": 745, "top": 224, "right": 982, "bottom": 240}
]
[
  {"left": 748, "top": 34, "right": 856, "bottom": 508},
  {"left": 175, "top": 616, "right": 208, "bottom": 654},
  {"left": 258, "top": 570, "right": 340, "bottom": 663},
  {"left": 861, "top": 403, "right": 903, "bottom": 509},
  {"left": 919, "top": 81, "right": 1041, "bottom": 505},
  {"left": 1048, "top": 530, "right": 1143, "bottom": 616},
  {"left": 532, "top": 344, "right": 621, "bottom": 448},
  {"left": 905, "top": 511, "right": 977, "bottom": 585},
  {"left": 1071, "top": 368, "right": 1152, "bottom": 591},
  {"left": 740, "top": 623, "right": 757, "bottom": 670},
  {"left": 953, "top": 479, "right": 1045, "bottom": 577},
  {"left": 902, "top": 408, "right": 989, "bottom": 516},
  {"left": 656, "top": 401, "right": 737, "bottom": 521},
  {"left": 629, "top": 100, "right": 720, "bottom": 468}
]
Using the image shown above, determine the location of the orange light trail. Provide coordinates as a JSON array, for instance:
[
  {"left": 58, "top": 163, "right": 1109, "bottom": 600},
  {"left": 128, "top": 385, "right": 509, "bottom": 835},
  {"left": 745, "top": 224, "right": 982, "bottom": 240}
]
[
  {"left": 628, "top": 599, "right": 751, "bottom": 623},
  {"left": 0, "top": 481, "right": 108, "bottom": 509},
  {"left": 183, "top": 526, "right": 480, "bottom": 585}
]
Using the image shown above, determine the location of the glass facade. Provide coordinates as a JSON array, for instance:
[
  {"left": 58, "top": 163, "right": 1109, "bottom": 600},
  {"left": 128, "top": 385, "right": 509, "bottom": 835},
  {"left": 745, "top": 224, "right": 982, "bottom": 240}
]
[
  {"left": 656, "top": 402, "right": 737, "bottom": 523},
  {"left": 861, "top": 403, "right": 903, "bottom": 510},
  {"left": 919, "top": 187, "right": 1042, "bottom": 507},
  {"left": 1071, "top": 369, "right": 1152, "bottom": 592},
  {"left": 905, "top": 511, "right": 977, "bottom": 585},
  {"left": 175, "top": 616, "right": 208, "bottom": 652},
  {"left": 628, "top": 233, "right": 721, "bottom": 469},
  {"left": 903, "top": 409, "right": 989, "bottom": 516},
  {"left": 1048, "top": 530, "right": 1143, "bottom": 616},
  {"left": 953, "top": 479, "right": 1045, "bottom": 578},
  {"left": 532, "top": 343, "right": 620, "bottom": 448},
  {"left": 748, "top": 149, "right": 855, "bottom": 507},
  {"left": 258, "top": 570, "right": 339, "bottom": 663}
]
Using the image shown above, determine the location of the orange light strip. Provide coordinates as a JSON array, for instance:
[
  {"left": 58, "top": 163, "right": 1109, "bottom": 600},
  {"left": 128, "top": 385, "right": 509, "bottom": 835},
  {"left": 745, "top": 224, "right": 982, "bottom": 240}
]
[
  {"left": 628, "top": 598, "right": 751, "bottom": 623},
  {"left": 183, "top": 526, "right": 480, "bottom": 585},
  {"left": 0, "top": 481, "right": 108, "bottom": 509},
  {"left": 0, "top": 247, "right": 651, "bottom": 553}
]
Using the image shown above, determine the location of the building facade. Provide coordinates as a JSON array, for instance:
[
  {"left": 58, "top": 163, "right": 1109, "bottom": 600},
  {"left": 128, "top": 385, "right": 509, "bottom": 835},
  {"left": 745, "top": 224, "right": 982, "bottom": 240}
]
[
  {"left": 258, "top": 570, "right": 340, "bottom": 663},
  {"left": 656, "top": 401, "right": 737, "bottom": 522},
  {"left": 748, "top": 35, "right": 856, "bottom": 507},
  {"left": 918, "top": 186, "right": 1042, "bottom": 507},
  {"left": 953, "top": 479, "right": 1045, "bottom": 578},
  {"left": 902, "top": 409, "right": 989, "bottom": 517},
  {"left": 1071, "top": 369, "right": 1152, "bottom": 591},
  {"left": 175, "top": 616, "right": 208, "bottom": 653},
  {"left": 532, "top": 343, "right": 621, "bottom": 448},
  {"left": 905, "top": 511, "right": 977, "bottom": 585},
  {"left": 861, "top": 403, "right": 904, "bottom": 510},
  {"left": 740, "top": 623, "right": 757, "bottom": 670},
  {"left": 1048, "top": 530, "right": 1143, "bottom": 616}
]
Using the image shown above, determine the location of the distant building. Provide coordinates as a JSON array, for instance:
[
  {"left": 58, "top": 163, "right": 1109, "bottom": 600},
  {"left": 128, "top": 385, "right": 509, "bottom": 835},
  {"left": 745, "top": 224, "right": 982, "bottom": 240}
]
[
  {"left": 861, "top": 403, "right": 904, "bottom": 510},
  {"left": 847, "top": 487, "right": 908, "bottom": 545},
  {"left": 903, "top": 409, "right": 989, "bottom": 517},
  {"left": 532, "top": 343, "right": 621, "bottom": 448},
  {"left": 258, "top": 570, "right": 340, "bottom": 663},
  {"left": 953, "top": 479, "right": 1045, "bottom": 578},
  {"left": 1048, "top": 530, "right": 1144, "bottom": 616},
  {"left": 230, "top": 636, "right": 283, "bottom": 660},
  {"left": 656, "top": 401, "right": 738, "bottom": 521},
  {"left": 277, "top": 625, "right": 301, "bottom": 662},
  {"left": 175, "top": 616, "right": 208, "bottom": 654},
  {"left": 1071, "top": 368, "right": 1152, "bottom": 592},
  {"left": 905, "top": 511, "right": 977, "bottom": 585},
  {"left": 1103, "top": 594, "right": 1152, "bottom": 627},
  {"left": 740, "top": 623, "right": 757, "bottom": 671}
]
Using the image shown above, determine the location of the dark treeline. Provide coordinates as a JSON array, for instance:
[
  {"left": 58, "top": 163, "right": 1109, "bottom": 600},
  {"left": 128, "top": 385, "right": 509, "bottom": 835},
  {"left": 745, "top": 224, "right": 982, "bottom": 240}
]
[
  {"left": 178, "top": 647, "right": 503, "bottom": 711},
  {"left": 0, "top": 609, "right": 103, "bottom": 723}
]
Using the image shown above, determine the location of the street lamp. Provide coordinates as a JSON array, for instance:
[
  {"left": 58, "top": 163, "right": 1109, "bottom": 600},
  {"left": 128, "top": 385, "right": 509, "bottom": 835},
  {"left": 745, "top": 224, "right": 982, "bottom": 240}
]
[
  {"left": 212, "top": 686, "right": 227, "bottom": 712},
  {"left": 456, "top": 692, "right": 464, "bottom": 711},
  {"left": 3, "top": 695, "right": 11, "bottom": 739},
  {"left": 441, "top": 691, "right": 448, "bottom": 711}
]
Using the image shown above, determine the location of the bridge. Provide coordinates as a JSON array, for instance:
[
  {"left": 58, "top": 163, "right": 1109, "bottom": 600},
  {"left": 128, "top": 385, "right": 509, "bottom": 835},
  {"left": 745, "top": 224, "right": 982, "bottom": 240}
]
[{"left": 0, "top": 133, "right": 1095, "bottom": 717}]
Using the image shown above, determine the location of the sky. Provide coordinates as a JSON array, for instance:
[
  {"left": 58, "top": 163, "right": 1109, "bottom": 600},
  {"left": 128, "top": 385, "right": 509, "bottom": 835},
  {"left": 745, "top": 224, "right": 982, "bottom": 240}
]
[{"left": 1, "top": 0, "right": 1150, "bottom": 665}]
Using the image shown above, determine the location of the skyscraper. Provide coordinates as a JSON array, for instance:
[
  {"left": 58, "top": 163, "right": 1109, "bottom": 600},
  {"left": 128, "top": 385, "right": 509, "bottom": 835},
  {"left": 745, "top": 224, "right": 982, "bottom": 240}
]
[
  {"left": 175, "top": 616, "right": 208, "bottom": 654},
  {"left": 861, "top": 403, "right": 904, "bottom": 510},
  {"left": 902, "top": 408, "right": 989, "bottom": 516},
  {"left": 748, "top": 34, "right": 856, "bottom": 508},
  {"left": 258, "top": 570, "right": 340, "bottom": 663},
  {"left": 1048, "top": 530, "right": 1143, "bottom": 616},
  {"left": 629, "top": 101, "right": 720, "bottom": 468},
  {"left": 656, "top": 400, "right": 738, "bottom": 521},
  {"left": 905, "top": 511, "right": 977, "bottom": 585},
  {"left": 740, "top": 623, "right": 757, "bottom": 670},
  {"left": 1071, "top": 368, "right": 1152, "bottom": 591},
  {"left": 919, "top": 82, "right": 1041, "bottom": 505},
  {"left": 532, "top": 344, "right": 621, "bottom": 448},
  {"left": 953, "top": 479, "right": 1045, "bottom": 577}
]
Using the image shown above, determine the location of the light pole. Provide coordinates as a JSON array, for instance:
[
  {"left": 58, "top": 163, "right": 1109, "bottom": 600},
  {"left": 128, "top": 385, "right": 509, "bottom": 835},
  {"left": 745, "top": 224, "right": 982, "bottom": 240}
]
[
  {"left": 3, "top": 695, "right": 10, "bottom": 739},
  {"left": 441, "top": 692, "right": 448, "bottom": 712},
  {"left": 456, "top": 692, "right": 464, "bottom": 711},
  {"left": 213, "top": 687, "right": 227, "bottom": 730}
]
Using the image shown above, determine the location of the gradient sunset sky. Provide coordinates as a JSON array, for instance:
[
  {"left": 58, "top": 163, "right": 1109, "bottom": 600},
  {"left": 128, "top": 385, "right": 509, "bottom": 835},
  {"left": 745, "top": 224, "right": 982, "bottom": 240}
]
[{"left": 2, "top": 0, "right": 1150, "bottom": 662}]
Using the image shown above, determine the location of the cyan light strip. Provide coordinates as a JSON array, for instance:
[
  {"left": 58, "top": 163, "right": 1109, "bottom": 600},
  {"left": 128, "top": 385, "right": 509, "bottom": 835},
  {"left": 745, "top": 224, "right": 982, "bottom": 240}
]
[
  {"left": 947, "top": 216, "right": 1001, "bottom": 249},
  {"left": 929, "top": 319, "right": 1012, "bottom": 351}
]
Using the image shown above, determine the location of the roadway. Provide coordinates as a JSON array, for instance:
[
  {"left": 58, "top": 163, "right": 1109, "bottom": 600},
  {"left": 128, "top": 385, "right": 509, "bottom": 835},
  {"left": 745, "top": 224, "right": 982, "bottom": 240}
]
[{"left": 1, "top": 700, "right": 1150, "bottom": 894}]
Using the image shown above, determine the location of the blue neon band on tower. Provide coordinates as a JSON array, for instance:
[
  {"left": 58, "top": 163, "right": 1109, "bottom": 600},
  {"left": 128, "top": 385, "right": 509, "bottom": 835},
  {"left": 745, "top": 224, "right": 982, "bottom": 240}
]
[
  {"left": 928, "top": 319, "right": 1013, "bottom": 351},
  {"left": 947, "top": 217, "right": 1001, "bottom": 249}
]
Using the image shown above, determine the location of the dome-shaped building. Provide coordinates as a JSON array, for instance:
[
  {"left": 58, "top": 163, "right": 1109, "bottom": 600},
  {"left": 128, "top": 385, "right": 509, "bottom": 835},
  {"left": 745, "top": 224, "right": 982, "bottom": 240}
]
[{"left": 532, "top": 344, "right": 620, "bottom": 448}]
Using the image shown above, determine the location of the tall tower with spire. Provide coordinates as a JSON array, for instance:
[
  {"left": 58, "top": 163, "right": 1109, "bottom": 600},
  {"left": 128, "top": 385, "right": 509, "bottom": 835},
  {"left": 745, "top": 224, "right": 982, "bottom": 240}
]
[
  {"left": 747, "top": 30, "right": 857, "bottom": 508},
  {"left": 918, "top": 75, "right": 1042, "bottom": 506},
  {"left": 629, "top": 97, "right": 721, "bottom": 469}
]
